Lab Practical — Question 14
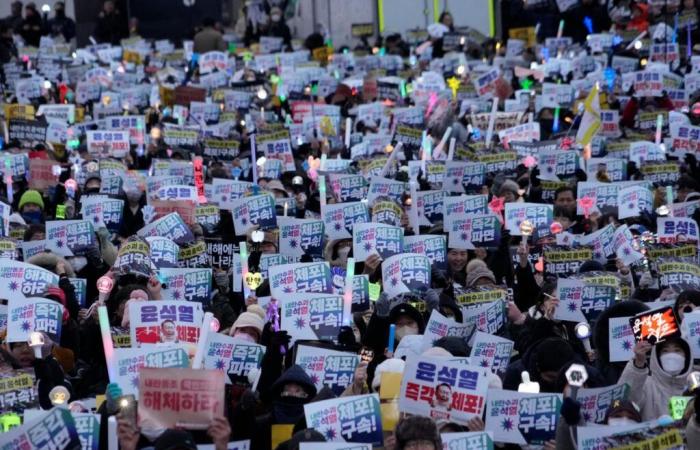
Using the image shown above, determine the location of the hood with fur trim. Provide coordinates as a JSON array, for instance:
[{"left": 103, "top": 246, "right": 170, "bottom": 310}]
[{"left": 27, "top": 252, "right": 75, "bottom": 277}]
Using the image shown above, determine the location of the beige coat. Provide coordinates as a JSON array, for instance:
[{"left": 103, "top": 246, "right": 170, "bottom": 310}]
[{"left": 618, "top": 343, "right": 692, "bottom": 421}]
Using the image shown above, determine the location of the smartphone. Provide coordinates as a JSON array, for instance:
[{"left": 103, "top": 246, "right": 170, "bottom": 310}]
[{"left": 117, "top": 395, "right": 137, "bottom": 425}]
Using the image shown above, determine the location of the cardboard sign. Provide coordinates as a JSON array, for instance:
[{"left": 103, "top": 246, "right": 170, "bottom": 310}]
[
  {"left": 304, "top": 394, "right": 383, "bottom": 445},
  {"left": 129, "top": 300, "right": 203, "bottom": 345},
  {"left": 203, "top": 333, "right": 266, "bottom": 380},
  {"left": 0, "top": 371, "right": 37, "bottom": 412},
  {"left": 323, "top": 202, "right": 371, "bottom": 240},
  {"left": 114, "top": 346, "right": 190, "bottom": 397},
  {"left": 381, "top": 253, "right": 431, "bottom": 299},
  {"left": 352, "top": 223, "right": 403, "bottom": 262},
  {"left": 295, "top": 344, "right": 360, "bottom": 396},
  {"left": 158, "top": 268, "right": 212, "bottom": 305},
  {"left": 278, "top": 217, "right": 325, "bottom": 259},
  {"left": 399, "top": 356, "right": 489, "bottom": 424},
  {"left": 231, "top": 194, "right": 277, "bottom": 236},
  {"left": 0, "top": 407, "right": 80, "bottom": 450},
  {"left": 403, "top": 235, "right": 446, "bottom": 271},
  {"left": 629, "top": 306, "right": 680, "bottom": 345},
  {"left": 609, "top": 317, "right": 636, "bottom": 362},
  {"left": 137, "top": 212, "right": 195, "bottom": 245},
  {"left": 146, "top": 237, "right": 180, "bottom": 268},
  {"left": 485, "top": 390, "right": 562, "bottom": 445},
  {"left": 504, "top": 203, "right": 553, "bottom": 236},
  {"left": 280, "top": 293, "right": 345, "bottom": 343},
  {"left": 657, "top": 217, "right": 699, "bottom": 244},
  {"left": 7, "top": 298, "right": 64, "bottom": 343},
  {"left": 574, "top": 384, "right": 630, "bottom": 424},
  {"left": 114, "top": 238, "right": 152, "bottom": 278},
  {"left": 657, "top": 260, "right": 700, "bottom": 290},
  {"left": 0, "top": 260, "right": 60, "bottom": 302},
  {"left": 138, "top": 367, "right": 224, "bottom": 429},
  {"left": 469, "top": 331, "right": 514, "bottom": 376},
  {"left": 423, "top": 310, "right": 476, "bottom": 352},
  {"left": 448, "top": 214, "right": 501, "bottom": 250}
]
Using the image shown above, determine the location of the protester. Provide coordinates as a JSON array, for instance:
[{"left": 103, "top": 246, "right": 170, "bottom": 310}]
[
  {"left": 46, "top": 1, "right": 75, "bottom": 43},
  {"left": 2, "top": 1, "right": 23, "bottom": 33},
  {"left": 19, "top": 3, "right": 42, "bottom": 47},
  {"left": 1, "top": 2, "right": 700, "bottom": 449},
  {"left": 193, "top": 17, "right": 227, "bottom": 54}
]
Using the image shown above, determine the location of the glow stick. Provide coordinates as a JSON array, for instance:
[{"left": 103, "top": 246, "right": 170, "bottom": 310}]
[
  {"left": 320, "top": 153, "right": 327, "bottom": 171},
  {"left": 655, "top": 114, "right": 663, "bottom": 145},
  {"left": 343, "top": 257, "right": 355, "bottom": 326},
  {"left": 557, "top": 20, "right": 565, "bottom": 39},
  {"left": 625, "top": 31, "right": 647, "bottom": 50},
  {"left": 319, "top": 175, "right": 327, "bottom": 213},
  {"left": 433, "top": 126, "right": 452, "bottom": 159},
  {"left": 380, "top": 142, "right": 402, "bottom": 178},
  {"left": 240, "top": 242, "right": 251, "bottom": 298},
  {"left": 688, "top": 24, "right": 693, "bottom": 59},
  {"left": 387, "top": 324, "right": 396, "bottom": 353},
  {"left": 666, "top": 186, "right": 674, "bottom": 213},
  {"left": 409, "top": 180, "right": 420, "bottom": 234},
  {"left": 284, "top": 201, "right": 288, "bottom": 217},
  {"left": 446, "top": 138, "right": 456, "bottom": 161},
  {"left": 192, "top": 312, "right": 213, "bottom": 369},
  {"left": 485, "top": 98, "right": 499, "bottom": 146},
  {"left": 553, "top": 107, "right": 560, "bottom": 133},
  {"left": 98, "top": 306, "right": 117, "bottom": 382},
  {"left": 250, "top": 133, "right": 258, "bottom": 185},
  {"left": 344, "top": 117, "right": 352, "bottom": 149}
]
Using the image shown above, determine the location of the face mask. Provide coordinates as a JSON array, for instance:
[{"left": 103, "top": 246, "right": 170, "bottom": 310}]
[
  {"left": 214, "top": 273, "right": 230, "bottom": 292},
  {"left": 21, "top": 211, "right": 43, "bottom": 224},
  {"left": 126, "top": 191, "right": 141, "bottom": 203},
  {"left": 69, "top": 257, "right": 88, "bottom": 272},
  {"left": 395, "top": 325, "right": 419, "bottom": 341},
  {"left": 84, "top": 188, "right": 100, "bottom": 195},
  {"left": 337, "top": 246, "right": 351, "bottom": 263},
  {"left": 233, "top": 331, "right": 256, "bottom": 343},
  {"left": 660, "top": 352, "right": 685, "bottom": 375},
  {"left": 271, "top": 14, "right": 281, "bottom": 22},
  {"left": 608, "top": 417, "right": 638, "bottom": 426}
]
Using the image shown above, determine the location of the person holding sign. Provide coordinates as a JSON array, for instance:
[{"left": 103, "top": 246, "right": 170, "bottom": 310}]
[{"left": 620, "top": 337, "right": 693, "bottom": 420}]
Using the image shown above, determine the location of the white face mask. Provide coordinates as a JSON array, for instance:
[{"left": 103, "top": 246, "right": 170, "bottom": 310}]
[
  {"left": 607, "top": 417, "right": 637, "bottom": 426},
  {"left": 271, "top": 14, "right": 281, "bottom": 22},
  {"left": 336, "top": 245, "right": 351, "bottom": 263},
  {"left": 69, "top": 256, "right": 87, "bottom": 272},
  {"left": 395, "top": 325, "right": 419, "bottom": 341},
  {"left": 660, "top": 352, "right": 685, "bottom": 375}
]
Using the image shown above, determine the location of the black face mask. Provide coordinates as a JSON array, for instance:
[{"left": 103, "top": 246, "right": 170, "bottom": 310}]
[
  {"left": 84, "top": 188, "right": 100, "bottom": 195},
  {"left": 55, "top": 9, "right": 65, "bottom": 18},
  {"left": 272, "top": 397, "right": 307, "bottom": 424}
]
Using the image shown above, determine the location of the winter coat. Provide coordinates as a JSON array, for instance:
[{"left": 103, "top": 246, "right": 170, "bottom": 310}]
[{"left": 618, "top": 340, "right": 692, "bottom": 421}]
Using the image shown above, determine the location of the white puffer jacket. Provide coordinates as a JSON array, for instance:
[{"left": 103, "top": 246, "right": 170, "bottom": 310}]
[{"left": 618, "top": 340, "right": 692, "bottom": 421}]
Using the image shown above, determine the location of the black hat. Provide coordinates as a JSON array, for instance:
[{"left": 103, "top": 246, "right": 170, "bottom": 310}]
[
  {"left": 395, "top": 416, "right": 442, "bottom": 450},
  {"left": 389, "top": 302, "right": 425, "bottom": 333}
]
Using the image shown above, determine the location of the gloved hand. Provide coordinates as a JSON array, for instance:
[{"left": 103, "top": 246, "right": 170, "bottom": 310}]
[
  {"left": 105, "top": 382, "right": 123, "bottom": 415},
  {"left": 268, "top": 330, "right": 291, "bottom": 352},
  {"left": 560, "top": 397, "right": 582, "bottom": 426},
  {"left": 337, "top": 326, "right": 357, "bottom": 347},
  {"left": 240, "top": 388, "right": 258, "bottom": 411}
]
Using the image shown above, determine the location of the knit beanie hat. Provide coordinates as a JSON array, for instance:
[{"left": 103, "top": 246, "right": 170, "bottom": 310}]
[
  {"left": 466, "top": 259, "right": 487, "bottom": 273},
  {"left": 247, "top": 304, "right": 266, "bottom": 321},
  {"left": 498, "top": 179, "right": 519, "bottom": 196},
  {"left": 535, "top": 338, "right": 576, "bottom": 373},
  {"left": 465, "top": 265, "right": 496, "bottom": 287},
  {"left": 19, "top": 190, "right": 45, "bottom": 211},
  {"left": 232, "top": 311, "right": 265, "bottom": 335}
]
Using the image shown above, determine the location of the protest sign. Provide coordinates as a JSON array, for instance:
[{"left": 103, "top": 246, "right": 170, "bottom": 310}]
[
  {"left": 0, "top": 372, "right": 37, "bottom": 412},
  {"left": 114, "top": 346, "right": 190, "bottom": 396},
  {"left": 629, "top": 306, "right": 680, "bottom": 345},
  {"left": 304, "top": 394, "right": 383, "bottom": 445},
  {"left": 462, "top": 299, "right": 507, "bottom": 335},
  {"left": 448, "top": 215, "right": 501, "bottom": 250},
  {"left": 323, "top": 202, "right": 371, "bottom": 240},
  {"left": 609, "top": 317, "right": 636, "bottom": 362},
  {"left": 485, "top": 390, "right": 562, "bottom": 445},
  {"left": 381, "top": 253, "right": 431, "bottom": 299},
  {"left": 146, "top": 236, "right": 180, "bottom": 268},
  {"left": 280, "top": 293, "right": 346, "bottom": 343},
  {"left": 352, "top": 223, "right": 403, "bottom": 261},
  {"left": 543, "top": 246, "right": 594, "bottom": 276},
  {"left": 203, "top": 332, "right": 266, "bottom": 381},
  {"left": 231, "top": 194, "right": 277, "bottom": 235},
  {"left": 114, "top": 238, "right": 151, "bottom": 278},
  {"left": 657, "top": 260, "right": 700, "bottom": 290},
  {"left": 442, "top": 195, "right": 489, "bottom": 233},
  {"left": 574, "top": 384, "right": 630, "bottom": 424},
  {"left": 129, "top": 300, "right": 203, "bottom": 345},
  {"left": 158, "top": 268, "right": 212, "bottom": 304},
  {"left": 81, "top": 197, "right": 124, "bottom": 232},
  {"left": 0, "top": 407, "right": 80, "bottom": 450},
  {"left": 657, "top": 217, "right": 699, "bottom": 244},
  {"left": 295, "top": 344, "right": 360, "bottom": 396},
  {"left": 178, "top": 241, "right": 210, "bottom": 268},
  {"left": 555, "top": 278, "right": 616, "bottom": 323},
  {"left": 504, "top": 203, "right": 553, "bottom": 236},
  {"left": 576, "top": 422, "right": 650, "bottom": 450},
  {"left": 399, "top": 356, "right": 489, "bottom": 423},
  {"left": 403, "top": 235, "right": 446, "bottom": 271},
  {"left": 469, "top": 331, "right": 514, "bottom": 376},
  {"left": 0, "top": 260, "right": 60, "bottom": 302},
  {"left": 45, "top": 220, "right": 95, "bottom": 257},
  {"left": 138, "top": 367, "right": 224, "bottom": 429},
  {"left": 268, "top": 262, "right": 332, "bottom": 299},
  {"left": 278, "top": 217, "right": 325, "bottom": 259},
  {"left": 137, "top": 212, "right": 195, "bottom": 245},
  {"left": 441, "top": 432, "right": 495, "bottom": 450},
  {"left": 6, "top": 298, "right": 63, "bottom": 343}
]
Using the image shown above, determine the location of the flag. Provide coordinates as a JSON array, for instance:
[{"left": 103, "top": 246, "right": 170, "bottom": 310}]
[{"left": 576, "top": 84, "right": 601, "bottom": 146}]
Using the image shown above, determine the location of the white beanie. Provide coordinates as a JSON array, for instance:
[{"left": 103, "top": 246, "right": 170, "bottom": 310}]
[
  {"left": 372, "top": 358, "right": 406, "bottom": 391},
  {"left": 231, "top": 312, "right": 265, "bottom": 335},
  {"left": 421, "top": 346, "right": 452, "bottom": 357}
]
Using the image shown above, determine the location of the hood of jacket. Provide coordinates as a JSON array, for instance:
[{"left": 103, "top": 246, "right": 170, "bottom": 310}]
[
  {"left": 649, "top": 338, "right": 692, "bottom": 390},
  {"left": 270, "top": 364, "right": 318, "bottom": 400}
]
